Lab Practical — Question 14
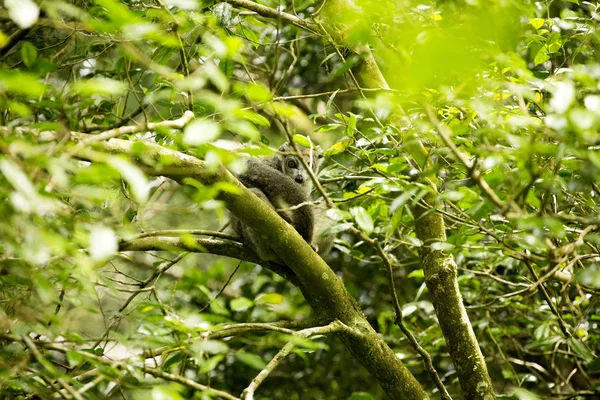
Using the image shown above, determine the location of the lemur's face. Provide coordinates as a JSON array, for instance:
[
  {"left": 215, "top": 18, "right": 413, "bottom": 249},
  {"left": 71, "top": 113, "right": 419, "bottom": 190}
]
[{"left": 278, "top": 144, "right": 324, "bottom": 193}]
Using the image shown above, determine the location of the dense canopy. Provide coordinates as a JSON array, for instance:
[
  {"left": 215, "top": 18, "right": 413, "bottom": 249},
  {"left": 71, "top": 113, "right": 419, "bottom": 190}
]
[{"left": 0, "top": 0, "right": 599, "bottom": 399}]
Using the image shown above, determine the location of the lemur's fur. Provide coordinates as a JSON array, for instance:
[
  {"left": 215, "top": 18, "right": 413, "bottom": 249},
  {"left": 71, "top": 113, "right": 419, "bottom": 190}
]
[{"left": 232, "top": 143, "right": 329, "bottom": 263}]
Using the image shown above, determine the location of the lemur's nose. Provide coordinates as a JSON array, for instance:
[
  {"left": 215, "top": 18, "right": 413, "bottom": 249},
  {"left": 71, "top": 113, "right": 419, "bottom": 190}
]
[{"left": 295, "top": 176, "right": 304, "bottom": 184}]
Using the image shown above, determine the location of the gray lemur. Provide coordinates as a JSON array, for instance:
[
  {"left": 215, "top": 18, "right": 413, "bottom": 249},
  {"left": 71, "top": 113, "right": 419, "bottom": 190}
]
[{"left": 232, "top": 143, "right": 333, "bottom": 263}]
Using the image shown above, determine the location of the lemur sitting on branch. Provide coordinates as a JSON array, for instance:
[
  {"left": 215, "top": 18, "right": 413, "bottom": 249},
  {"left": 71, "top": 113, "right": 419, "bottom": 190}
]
[{"left": 231, "top": 143, "right": 333, "bottom": 263}]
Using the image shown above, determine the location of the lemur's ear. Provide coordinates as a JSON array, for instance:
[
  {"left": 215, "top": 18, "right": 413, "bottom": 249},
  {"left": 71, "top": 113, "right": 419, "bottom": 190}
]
[
  {"left": 316, "top": 145, "right": 324, "bottom": 158},
  {"left": 278, "top": 143, "right": 290, "bottom": 152}
]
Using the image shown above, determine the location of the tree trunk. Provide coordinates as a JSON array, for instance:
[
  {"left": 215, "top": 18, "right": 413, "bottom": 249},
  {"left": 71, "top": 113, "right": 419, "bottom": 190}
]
[{"left": 322, "top": 0, "right": 495, "bottom": 398}]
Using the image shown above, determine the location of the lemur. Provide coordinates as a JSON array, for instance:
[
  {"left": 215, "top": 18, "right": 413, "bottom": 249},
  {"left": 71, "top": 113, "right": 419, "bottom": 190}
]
[{"left": 231, "top": 143, "right": 333, "bottom": 263}]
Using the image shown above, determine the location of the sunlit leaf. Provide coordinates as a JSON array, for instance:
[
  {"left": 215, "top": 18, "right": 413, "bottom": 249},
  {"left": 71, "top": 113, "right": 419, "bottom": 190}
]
[
  {"left": 21, "top": 42, "right": 37, "bottom": 68},
  {"left": 88, "top": 226, "right": 118, "bottom": 261},
  {"left": 198, "top": 354, "right": 225, "bottom": 375},
  {"left": 529, "top": 18, "right": 545, "bottom": 30},
  {"left": 350, "top": 207, "right": 373, "bottom": 234},
  {"left": 108, "top": 157, "right": 149, "bottom": 202},
  {"left": 183, "top": 119, "right": 222, "bottom": 145},
  {"left": 255, "top": 293, "right": 283, "bottom": 305},
  {"left": 5, "top": 0, "right": 39, "bottom": 28},
  {"left": 192, "top": 340, "right": 229, "bottom": 355},
  {"left": 0, "top": 70, "right": 45, "bottom": 97},
  {"left": 230, "top": 297, "right": 254, "bottom": 311},
  {"left": 70, "top": 78, "right": 126, "bottom": 97},
  {"left": 235, "top": 351, "right": 266, "bottom": 370}
]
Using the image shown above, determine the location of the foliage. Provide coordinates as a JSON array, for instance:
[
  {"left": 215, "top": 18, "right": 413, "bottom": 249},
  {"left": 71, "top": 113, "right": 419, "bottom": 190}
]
[{"left": 0, "top": 0, "right": 599, "bottom": 399}]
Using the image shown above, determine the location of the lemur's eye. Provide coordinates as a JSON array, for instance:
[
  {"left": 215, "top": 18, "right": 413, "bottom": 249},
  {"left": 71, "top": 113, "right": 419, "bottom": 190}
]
[{"left": 287, "top": 159, "right": 297, "bottom": 168}]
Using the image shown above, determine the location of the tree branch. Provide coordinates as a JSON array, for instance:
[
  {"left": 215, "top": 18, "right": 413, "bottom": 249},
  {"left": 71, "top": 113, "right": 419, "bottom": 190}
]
[
  {"left": 120, "top": 236, "right": 299, "bottom": 284},
  {"left": 142, "top": 319, "right": 320, "bottom": 359},
  {"left": 242, "top": 320, "right": 351, "bottom": 400},
  {"left": 223, "top": 0, "right": 317, "bottom": 33},
  {"left": 2, "top": 334, "right": 240, "bottom": 400},
  {"left": 81, "top": 110, "right": 194, "bottom": 143},
  {"left": 11, "top": 125, "right": 429, "bottom": 399},
  {"left": 349, "top": 227, "right": 451, "bottom": 400}
]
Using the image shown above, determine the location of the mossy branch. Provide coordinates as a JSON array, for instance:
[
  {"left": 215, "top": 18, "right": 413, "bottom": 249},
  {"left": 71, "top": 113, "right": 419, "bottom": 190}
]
[{"left": 7, "top": 125, "right": 428, "bottom": 399}]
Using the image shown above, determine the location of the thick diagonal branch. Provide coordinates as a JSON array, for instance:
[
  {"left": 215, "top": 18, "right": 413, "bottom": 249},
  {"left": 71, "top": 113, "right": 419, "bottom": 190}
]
[{"left": 11, "top": 128, "right": 428, "bottom": 399}]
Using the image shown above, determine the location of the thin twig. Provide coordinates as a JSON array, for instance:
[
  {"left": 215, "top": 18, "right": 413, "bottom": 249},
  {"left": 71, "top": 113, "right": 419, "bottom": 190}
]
[
  {"left": 82, "top": 111, "right": 194, "bottom": 143},
  {"left": 279, "top": 117, "right": 334, "bottom": 208},
  {"left": 348, "top": 227, "right": 452, "bottom": 399},
  {"left": 128, "top": 229, "right": 239, "bottom": 242},
  {"left": 241, "top": 321, "right": 348, "bottom": 400},
  {"left": 4, "top": 334, "right": 240, "bottom": 400},
  {"left": 198, "top": 260, "right": 242, "bottom": 312},
  {"left": 224, "top": 0, "right": 317, "bottom": 33},
  {"left": 425, "top": 104, "right": 520, "bottom": 213}
]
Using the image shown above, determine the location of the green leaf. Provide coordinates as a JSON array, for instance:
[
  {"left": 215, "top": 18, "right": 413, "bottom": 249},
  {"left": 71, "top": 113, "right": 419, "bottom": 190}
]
[
  {"left": 512, "top": 388, "right": 541, "bottom": 400},
  {"left": 350, "top": 392, "right": 376, "bottom": 400},
  {"left": 151, "top": 386, "right": 184, "bottom": 400},
  {"left": 226, "top": 120, "right": 260, "bottom": 140},
  {"left": 534, "top": 49, "right": 550, "bottom": 66},
  {"left": 326, "top": 137, "right": 353, "bottom": 155},
  {"left": 343, "top": 113, "right": 357, "bottom": 136},
  {"left": 88, "top": 226, "right": 118, "bottom": 261},
  {"left": 220, "top": 57, "right": 234, "bottom": 79},
  {"left": 534, "top": 321, "right": 552, "bottom": 341},
  {"left": 568, "top": 337, "right": 595, "bottom": 362},
  {"left": 31, "top": 58, "right": 57, "bottom": 74},
  {"left": 21, "top": 42, "right": 37, "bottom": 67},
  {"left": 8, "top": 101, "right": 30, "bottom": 117},
  {"left": 529, "top": 18, "right": 545, "bottom": 30},
  {"left": 325, "top": 89, "right": 340, "bottom": 110},
  {"left": 315, "top": 124, "right": 342, "bottom": 133},
  {"left": 66, "top": 351, "right": 85, "bottom": 367},
  {"left": 281, "top": 334, "right": 329, "bottom": 351},
  {"left": 235, "top": 110, "right": 270, "bottom": 127},
  {"left": 183, "top": 119, "right": 222, "bottom": 145},
  {"left": 162, "top": 353, "right": 183, "bottom": 370},
  {"left": 244, "top": 82, "right": 271, "bottom": 102},
  {"left": 235, "top": 351, "right": 266, "bottom": 370},
  {"left": 351, "top": 207, "right": 374, "bottom": 234},
  {"left": 330, "top": 54, "right": 360, "bottom": 78},
  {"left": 209, "top": 299, "right": 231, "bottom": 316},
  {"left": 192, "top": 340, "right": 229, "bottom": 355},
  {"left": 213, "top": 2, "right": 233, "bottom": 27},
  {"left": 589, "top": 152, "right": 600, "bottom": 169},
  {"left": 327, "top": 222, "right": 353, "bottom": 234},
  {"left": 95, "top": 0, "right": 142, "bottom": 27},
  {"left": 33, "top": 274, "right": 58, "bottom": 304},
  {"left": 70, "top": 78, "right": 126, "bottom": 97},
  {"left": 430, "top": 242, "right": 454, "bottom": 251},
  {"left": 407, "top": 269, "right": 424, "bottom": 279},
  {"left": 108, "top": 157, "right": 149, "bottom": 202},
  {"left": 240, "top": 25, "right": 260, "bottom": 49},
  {"left": 0, "top": 70, "right": 45, "bottom": 97},
  {"left": 255, "top": 292, "right": 283, "bottom": 305},
  {"left": 292, "top": 134, "right": 311, "bottom": 148},
  {"left": 203, "top": 57, "right": 228, "bottom": 90},
  {"left": 230, "top": 297, "right": 254, "bottom": 311},
  {"left": 198, "top": 354, "right": 225, "bottom": 375},
  {"left": 402, "top": 303, "right": 417, "bottom": 317}
]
